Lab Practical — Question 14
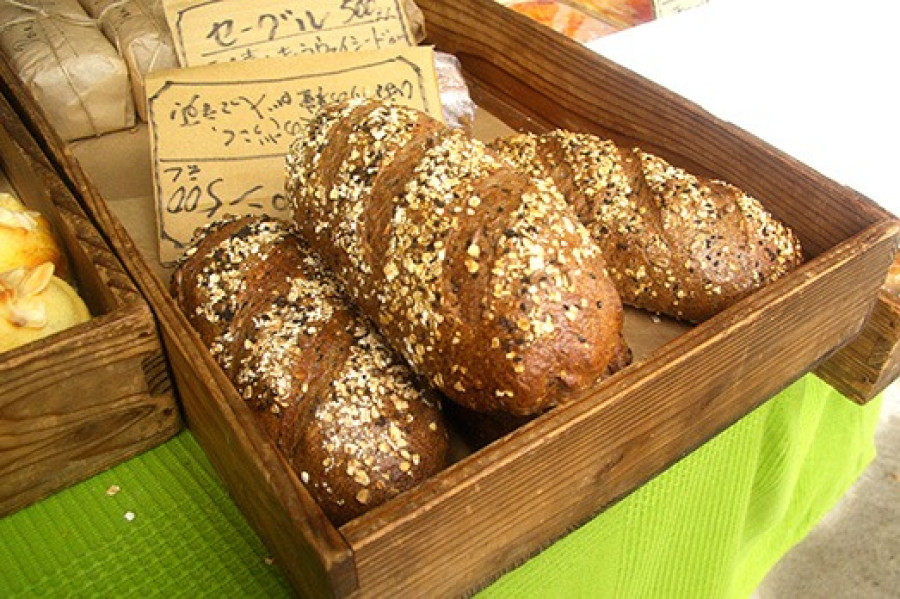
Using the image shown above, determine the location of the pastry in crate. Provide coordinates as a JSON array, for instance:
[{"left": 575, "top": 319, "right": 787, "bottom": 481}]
[
  {"left": 0, "top": 263, "right": 90, "bottom": 352},
  {"left": 0, "top": 193, "right": 89, "bottom": 353},
  {"left": 0, "top": 192, "right": 69, "bottom": 278}
]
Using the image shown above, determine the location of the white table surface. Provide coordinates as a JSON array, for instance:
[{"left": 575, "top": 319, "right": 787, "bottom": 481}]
[{"left": 587, "top": 0, "right": 900, "bottom": 217}]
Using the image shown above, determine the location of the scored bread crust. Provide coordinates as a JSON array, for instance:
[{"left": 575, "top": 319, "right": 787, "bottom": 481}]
[
  {"left": 286, "top": 99, "right": 625, "bottom": 416},
  {"left": 171, "top": 215, "right": 449, "bottom": 525},
  {"left": 490, "top": 131, "right": 804, "bottom": 322}
]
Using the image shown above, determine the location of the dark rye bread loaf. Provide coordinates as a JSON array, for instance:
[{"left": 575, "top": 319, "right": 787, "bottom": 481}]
[
  {"left": 170, "top": 215, "right": 449, "bottom": 525},
  {"left": 489, "top": 131, "right": 804, "bottom": 322},
  {"left": 286, "top": 99, "right": 625, "bottom": 416},
  {"left": 446, "top": 332, "right": 634, "bottom": 449}
]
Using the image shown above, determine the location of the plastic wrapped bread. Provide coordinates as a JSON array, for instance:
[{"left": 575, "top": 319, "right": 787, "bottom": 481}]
[
  {"left": 77, "top": 0, "right": 178, "bottom": 121},
  {"left": 0, "top": 0, "right": 135, "bottom": 141},
  {"left": 434, "top": 50, "right": 476, "bottom": 134},
  {"left": 497, "top": 0, "right": 621, "bottom": 43}
]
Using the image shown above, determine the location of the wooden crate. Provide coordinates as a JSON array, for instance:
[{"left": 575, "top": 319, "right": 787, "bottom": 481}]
[
  {"left": 2, "top": 0, "right": 899, "bottom": 594},
  {"left": 0, "top": 91, "right": 181, "bottom": 517}
]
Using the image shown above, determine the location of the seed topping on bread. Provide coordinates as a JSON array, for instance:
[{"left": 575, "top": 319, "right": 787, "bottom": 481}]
[
  {"left": 288, "top": 99, "right": 625, "bottom": 415},
  {"left": 491, "top": 130, "right": 803, "bottom": 322}
]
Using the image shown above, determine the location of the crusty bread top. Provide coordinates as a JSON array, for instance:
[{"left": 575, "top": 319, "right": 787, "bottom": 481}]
[
  {"left": 171, "top": 216, "right": 448, "bottom": 524},
  {"left": 287, "top": 100, "right": 625, "bottom": 415},
  {"left": 490, "top": 131, "right": 804, "bottom": 322}
]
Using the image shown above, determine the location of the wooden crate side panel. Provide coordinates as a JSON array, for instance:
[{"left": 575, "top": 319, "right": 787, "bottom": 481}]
[
  {"left": 0, "top": 306, "right": 179, "bottom": 516},
  {"left": 816, "top": 289, "right": 900, "bottom": 403},
  {"left": 343, "top": 223, "right": 898, "bottom": 597},
  {"left": 0, "top": 87, "right": 180, "bottom": 516},
  {"left": 416, "top": 0, "right": 890, "bottom": 258}
]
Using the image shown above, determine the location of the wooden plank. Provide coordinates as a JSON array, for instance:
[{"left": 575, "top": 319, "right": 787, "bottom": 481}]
[
  {"left": 817, "top": 288, "right": 900, "bottom": 403},
  {"left": 0, "top": 305, "right": 177, "bottom": 514}
]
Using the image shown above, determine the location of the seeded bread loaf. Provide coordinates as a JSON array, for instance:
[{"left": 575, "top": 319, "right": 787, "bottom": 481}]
[
  {"left": 490, "top": 131, "right": 804, "bottom": 322},
  {"left": 171, "top": 215, "right": 449, "bottom": 525},
  {"left": 286, "top": 99, "right": 624, "bottom": 416},
  {"left": 446, "top": 332, "right": 634, "bottom": 449}
]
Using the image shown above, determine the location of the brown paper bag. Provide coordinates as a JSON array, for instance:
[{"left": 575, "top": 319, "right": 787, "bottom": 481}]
[
  {"left": 78, "top": 0, "right": 177, "bottom": 121},
  {"left": 0, "top": 0, "right": 135, "bottom": 141}
]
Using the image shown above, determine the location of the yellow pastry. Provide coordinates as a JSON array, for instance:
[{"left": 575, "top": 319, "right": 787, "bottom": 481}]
[
  {"left": 0, "top": 262, "right": 90, "bottom": 352},
  {"left": 0, "top": 193, "right": 69, "bottom": 279}
]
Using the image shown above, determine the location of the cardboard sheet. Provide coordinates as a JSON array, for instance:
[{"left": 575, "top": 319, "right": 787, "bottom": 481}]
[{"left": 163, "top": 0, "right": 417, "bottom": 67}]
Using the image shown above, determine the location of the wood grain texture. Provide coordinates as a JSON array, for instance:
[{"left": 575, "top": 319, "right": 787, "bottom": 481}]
[
  {"left": 0, "top": 305, "right": 177, "bottom": 514},
  {"left": 816, "top": 288, "right": 900, "bottom": 404},
  {"left": 340, "top": 222, "right": 898, "bottom": 596},
  {"left": 3, "top": 3, "right": 900, "bottom": 595},
  {"left": 0, "top": 87, "right": 180, "bottom": 516}
]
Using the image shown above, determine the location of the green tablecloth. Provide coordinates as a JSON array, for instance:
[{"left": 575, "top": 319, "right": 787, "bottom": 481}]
[{"left": 0, "top": 374, "right": 882, "bottom": 597}]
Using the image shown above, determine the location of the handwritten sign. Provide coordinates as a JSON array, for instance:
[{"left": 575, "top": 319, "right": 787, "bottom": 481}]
[
  {"left": 145, "top": 46, "right": 442, "bottom": 264},
  {"left": 164, "top": 0, "right": 415, "bottom": 67},
  {"left": 652, "top": 0, "right": 709, "bottom": 18}
]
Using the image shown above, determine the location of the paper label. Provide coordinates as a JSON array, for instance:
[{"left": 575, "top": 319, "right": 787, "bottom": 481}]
[
  {"left": 652, "top": 0, "right": 709, "bottom": 18},
  {"left": 145, "top": 46, "right": 442, "bottom": 264},
  {"left": 164, "top": 0, "right": 415, "bottom": 67}
]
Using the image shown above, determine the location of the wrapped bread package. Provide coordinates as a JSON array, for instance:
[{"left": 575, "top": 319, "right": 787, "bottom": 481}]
[
  {"left": 434, "top": 50, "right": 476, "bottom": 134},
  {"left": 0, "top": 0, "right": 135, "bottom": 141},
  {"left": 78, "top": 0, "right": 177, "bottom": 121}
]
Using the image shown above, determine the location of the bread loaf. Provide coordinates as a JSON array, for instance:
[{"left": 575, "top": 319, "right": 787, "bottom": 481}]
[
  {"left": 490, "top": 131, "right": 804, "bottom": 322},
  {"left": 286, "top": 99, "right": 625, "bottom": 416},
  {"left": 446, "top": 331, "right": 633, "bottom": 448},
  {"left": 171, "top": 215, "right": 449, "bottom": 525}
]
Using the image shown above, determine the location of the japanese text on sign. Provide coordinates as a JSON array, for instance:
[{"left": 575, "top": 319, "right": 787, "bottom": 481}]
[
  {"left": 145, "top": 47, "right": 442, "bottom": 264},
  {"left": 165, "top": 0, "right": 414, "bottom": 66}
]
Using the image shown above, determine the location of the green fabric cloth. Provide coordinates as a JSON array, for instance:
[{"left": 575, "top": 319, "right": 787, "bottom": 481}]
[
  {"left": 482, "top": 375, "right": 881, "bottom": 598},
  {"left": 0, "top": 375, "right": 882, "bottom": 597}
]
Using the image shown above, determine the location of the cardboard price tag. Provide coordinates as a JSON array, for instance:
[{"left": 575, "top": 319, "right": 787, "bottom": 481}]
[
  {"left": 164, "top": 0, "right": 415, "bottom": 66},
  {"left": 145, "top": 46, "right": 442, "bottom": 265}
]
